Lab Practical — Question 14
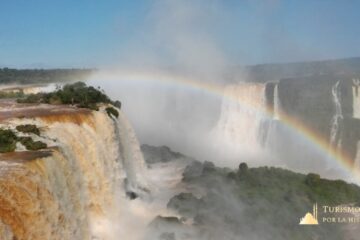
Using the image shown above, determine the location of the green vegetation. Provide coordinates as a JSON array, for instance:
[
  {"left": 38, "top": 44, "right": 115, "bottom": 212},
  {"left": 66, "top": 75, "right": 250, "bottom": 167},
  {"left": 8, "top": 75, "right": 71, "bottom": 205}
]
[
  {"left": 0, "top": 126, "right": 47, "bottom": 153},
  {"left": 173, "top": 161, "right": 360, "bottom": 240},
  {"left": 238, "top": 162, "right": 248, "bottom": 174},
  {"left": 113, "top": 100, "right": 121, "bottom": 109},
  {"left": 0, "top": 68, "right": 92, "bottom": 84},
  {"left": 17, "top": 82, "right": 121, "bottom": 112},
  {"left": 0, "top": 129, "right": 17, "bottom": 153},
  {"left": 18, "top": 137, "right": 47, "bottom": 151},
  {"left": 16, "top": 124, "right": 40, "bottom": 136},
  {"left": 0, "top": 90, "right": 25, "bottom": 99},
  {"left": 17, "top": 93, "right": 42, "bottom": 103},
  {"left": 106, "top": 107, "right": 119, "bottom": 118},
  {"left": 226, "top": 166, "right": 360, "bottom": 205}
]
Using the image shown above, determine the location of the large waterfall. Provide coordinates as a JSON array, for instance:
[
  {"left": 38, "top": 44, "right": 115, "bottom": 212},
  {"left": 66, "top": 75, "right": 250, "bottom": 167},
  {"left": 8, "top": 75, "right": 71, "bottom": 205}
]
[
  {"left": 0, "top": 105, "right": 148, "bottom": 240},
  {"left": 210, "top": 83, "right": 268, "bottom": 163}
]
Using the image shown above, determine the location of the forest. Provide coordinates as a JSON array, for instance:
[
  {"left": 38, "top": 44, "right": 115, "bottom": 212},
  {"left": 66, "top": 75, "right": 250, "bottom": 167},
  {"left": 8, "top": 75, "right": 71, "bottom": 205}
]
[{"left": 0, "top": 68, "right": 93, "bottom": 84}]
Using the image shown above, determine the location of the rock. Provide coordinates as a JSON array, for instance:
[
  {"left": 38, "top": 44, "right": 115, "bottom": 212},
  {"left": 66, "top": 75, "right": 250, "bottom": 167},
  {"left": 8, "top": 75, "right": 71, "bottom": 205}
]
[
  {"left": 126, "top": 191, "right": 138, "bottom": 200},
  {"left": 167, "top": 193, "right": 202, "bottom": 219},
  {"left": 141, "top": 144, "right": 185, "bottom": 164},
  {"left": 203, "top": 161, "right": 215, "bottom": 173},
  {"left": 183, "top": 161, "right": 203, "bottom": 180}
]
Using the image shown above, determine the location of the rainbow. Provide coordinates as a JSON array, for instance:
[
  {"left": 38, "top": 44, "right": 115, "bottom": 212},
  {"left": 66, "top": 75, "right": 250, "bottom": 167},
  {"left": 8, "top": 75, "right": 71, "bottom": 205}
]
[{"left": 90, "top": 69, "right": 359, "bottom": 181}]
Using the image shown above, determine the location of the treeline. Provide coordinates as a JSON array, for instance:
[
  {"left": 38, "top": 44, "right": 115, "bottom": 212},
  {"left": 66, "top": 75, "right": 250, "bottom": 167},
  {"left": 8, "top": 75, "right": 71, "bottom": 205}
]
[
  {"left": 18, "top": 81, "right": 121, "bottom": 117},
  {"left": 172, "top": 161, "right": 360, "bottom": 239},
  {"left": 0, "top": 68, "right": 93, "bottom": 84},
  {"left": 225, "top": 57, "right": 360, "bottom": 83}
]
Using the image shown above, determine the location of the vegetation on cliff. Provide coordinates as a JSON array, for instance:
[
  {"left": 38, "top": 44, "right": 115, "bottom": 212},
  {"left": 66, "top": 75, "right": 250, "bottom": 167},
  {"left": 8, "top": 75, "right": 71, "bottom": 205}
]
[
  {"left": 17, "top": 82, "right": 121, "bottom": 114},
  {"left": 0, "top": 68, "right": 92, "bottom": 84},
  {"left": 0, "top": 127, "right": 47, "bottom": 153},
  {"left": 18, "top": 136, "right": 47, "bottom": 151},
  {"left": 16, "top": 124, "right": 40, "bottom": 136},
  {"left": 0, "top": 90, "right": 26, "bottom": 99},
  {"left": 220, "top": 163, "right": 360, "bottom": 205},
  {"left": 0, "top": 129, "right": 18, "bottom": 153},
  {"left": 142, "top": 145, "right": 360, "bottom": 240},
  {"left": 105, "top": 107, "right": 119, "bottom": 118},
  {"left": 167, "top": 160, "right": 360, "bottom": 239}
]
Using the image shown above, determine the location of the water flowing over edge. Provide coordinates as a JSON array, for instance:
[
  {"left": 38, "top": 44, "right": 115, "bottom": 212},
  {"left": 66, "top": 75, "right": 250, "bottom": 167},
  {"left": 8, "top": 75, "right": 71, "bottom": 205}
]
[{"left": 0, "top": 106, "right": 149, "bottom": 240}]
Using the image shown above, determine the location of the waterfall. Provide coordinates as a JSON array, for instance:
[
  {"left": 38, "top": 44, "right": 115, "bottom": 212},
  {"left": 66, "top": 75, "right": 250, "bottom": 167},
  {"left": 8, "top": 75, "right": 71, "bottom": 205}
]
[
  {"left": 273, "top": 83, "right": 281, "bottom": 120},
  {"left": 115, "top": 111, "right": 149, "bottom": 194},
  {"left": 330, "top": 80, "right": 344, "bottom": 150},
  {"left": 353, "top": 78, "right": 360, "bottom": 119},
  {"left": 0, "top": 106, "right": 148, "bottom": 240},
  {"left": 211, "top": 83, "right": 267, "bottom": 160},
  {"left": 352, "top": 79, "right": 360, "bottom": 168}
]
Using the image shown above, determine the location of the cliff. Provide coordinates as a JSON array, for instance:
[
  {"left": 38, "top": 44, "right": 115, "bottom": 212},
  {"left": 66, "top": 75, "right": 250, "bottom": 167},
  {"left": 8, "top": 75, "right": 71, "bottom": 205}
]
[
  {"left": 144, "top": 145, "right": 360, "bottom": 240},
  {"left": 238, "top": 57, "right": 360, "bottom": 83},
  {"left": 212, "top": 73, "right": 360, "bottom": 177},
  {"left": 0, "top": 99, "right": 147, "bottom": 240}
]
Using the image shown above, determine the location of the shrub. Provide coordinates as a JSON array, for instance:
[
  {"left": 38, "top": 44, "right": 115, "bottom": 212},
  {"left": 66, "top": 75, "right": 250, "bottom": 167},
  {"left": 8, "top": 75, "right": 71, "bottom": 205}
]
[
  {"left": 16, "top": 124, "right": 40, "bottom": 136},
  {"left": 239, "top": 162, "right": 249, "bottom": 173},
  {"left": 203, "top": 161, "right": 215, "bottom": 173},
  {"left": 78, "top": 103, "right": 99, "bottom": 111},
  {"left": 113, "top": 100, "right": 121, "bottom": 109},
  {"left": 0, "top": 90, "right": 25, "bottom": 99},
  {"left": 17, "top": 93, "right": 42, "bottom": 103},
  {"left": 237, "top": 162, "right": 249, "bottom": 180},
  {"left": 0, "top": 129, "right": 17, "bottom": 153},
  {"left": 17, "top": 82, "right": 122, "bottom": 112},
  {"left": 18, "top": 137, "right": 47, "bottom": 151},
  {"left": 305, "top": 173, "right": 321, "bottom": 186},
  {"left": 0, "top": 127, "right": 47, "bottom": 152},
  {"left": 106, "top": 107, "right": 119, "bottom": 118}
]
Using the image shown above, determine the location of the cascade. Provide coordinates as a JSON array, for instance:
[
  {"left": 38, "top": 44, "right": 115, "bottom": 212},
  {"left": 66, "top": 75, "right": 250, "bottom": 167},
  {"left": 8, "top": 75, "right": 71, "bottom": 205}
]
[
  {"left": 352, "top": 78, "right": 360, "bottom": 168},
  {"left": 353, "top": 78, "right": 360, "bottom": 119},
  {"left": 330, "top": 80, "right": 344, "bottom": 151},
  {"left": 0, "top": 104, "right": 148, "bottom": 240},
  {"left": 273, "top": 83, "right": 281, "bottom": 120},
  {"left": 211, "top": 83, "right": 267, "bottom": 158}
]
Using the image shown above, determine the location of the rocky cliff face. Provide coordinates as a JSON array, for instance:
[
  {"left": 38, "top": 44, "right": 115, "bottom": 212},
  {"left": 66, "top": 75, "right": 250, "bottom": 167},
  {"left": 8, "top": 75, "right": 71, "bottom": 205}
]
[{"left": 274, "top": 74, "right": 360, "bottom": 167}]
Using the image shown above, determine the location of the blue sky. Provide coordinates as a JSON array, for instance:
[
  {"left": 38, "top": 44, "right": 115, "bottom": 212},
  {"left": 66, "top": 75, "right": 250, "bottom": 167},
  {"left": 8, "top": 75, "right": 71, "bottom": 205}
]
[{"left": 1, "top": 0, "right": 360, "bottom": 68}]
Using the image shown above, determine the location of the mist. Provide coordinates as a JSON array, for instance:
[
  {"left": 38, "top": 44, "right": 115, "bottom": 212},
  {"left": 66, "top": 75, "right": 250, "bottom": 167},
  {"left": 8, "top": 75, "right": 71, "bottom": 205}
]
[
  {"left": 86, "top": 3, "right": 266, "bottom": 238},
  {"left": 86, "top": 0, "right": 246, "bottom": 167},
  {"left": 86, "top": 0, "right": 357, "bottom": 176},
  {"left": 85, "top": 1, "right": 360, "bottom": 237},
  {"left": 88, "top": 71, "right": 225, "bottom": 163}
]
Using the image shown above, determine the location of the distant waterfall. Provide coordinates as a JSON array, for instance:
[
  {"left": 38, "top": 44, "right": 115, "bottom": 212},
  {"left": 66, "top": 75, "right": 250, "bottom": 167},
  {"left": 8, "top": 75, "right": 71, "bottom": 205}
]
[
  {"left": 211, "top": 83, "right": 267, "bottom": 159},
  {"left": 0, "top": 107, "right": 148, "bottom": 240},
  {"left": 330, "top": 80, "right": 344, "bottom": 151},
  {"left": 273, "top": 83, "right": 281, "bottom": 120},
  {"left": 352, "top": 79, "right": 360, "bottom": 168},
  {"left": 353, "top": 78, "right": 360, "bottom": 118}
]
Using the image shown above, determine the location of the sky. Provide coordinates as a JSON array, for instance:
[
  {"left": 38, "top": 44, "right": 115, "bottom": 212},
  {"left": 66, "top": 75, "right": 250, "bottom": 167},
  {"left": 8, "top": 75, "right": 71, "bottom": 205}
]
[{"left": 1, "top": 0, "right": 360, "bottom": 68}]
